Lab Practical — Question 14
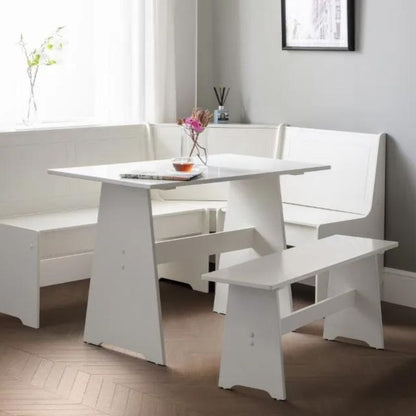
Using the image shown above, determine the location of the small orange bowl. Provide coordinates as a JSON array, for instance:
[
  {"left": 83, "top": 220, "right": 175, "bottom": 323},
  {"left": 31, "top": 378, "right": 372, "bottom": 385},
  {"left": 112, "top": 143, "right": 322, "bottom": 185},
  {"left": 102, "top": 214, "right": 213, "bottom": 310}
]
[{"left": 172, "top": 157, "right": 194, "bottom": 172}]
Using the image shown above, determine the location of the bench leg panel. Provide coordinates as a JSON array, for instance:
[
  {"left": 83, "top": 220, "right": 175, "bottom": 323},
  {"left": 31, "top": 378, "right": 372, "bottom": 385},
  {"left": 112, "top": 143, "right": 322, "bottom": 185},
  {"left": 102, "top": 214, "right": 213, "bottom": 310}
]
[
  {"left": 0, "top": 225, "right": 40, "bottom": 328},
  {"left": 315, "top": 271, "right": 330, "bottom": 302},
  {"left": 219, "top": 285, "right": 286, "bottom": 400},
  {"left": 323, "top": 256, "right": 384, "bottom": 349}
]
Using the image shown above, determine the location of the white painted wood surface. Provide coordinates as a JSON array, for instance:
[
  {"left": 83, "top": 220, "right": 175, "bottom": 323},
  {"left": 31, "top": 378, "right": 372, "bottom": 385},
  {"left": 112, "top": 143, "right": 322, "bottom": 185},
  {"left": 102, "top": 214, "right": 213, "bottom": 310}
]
[
  {"left": 205, "top": 235, "right": 397, "bottom": 399},
  {"left": 0, "top": 201, "right": 210, "bottom": 326},
  {"left": 219, "top": 286, "right": 286, "bottom": 400},
  {"left": 149, "top": 123, "right": 385, "bottom": 246},
  {"left": 205, "top": 235, "right": 397, "bottom": 290},
  {"left": 0, "top": 225, "right": 39, "bottom": 328},
  {"left": 281, "top": 289, "right": 356, "bottom": 335},
  {"left": 155, "top": 227, "right": 255, "bottom": 264},
  {"left": 279, "top": 126, "right": 384, "bottom": 216},
  {"left": 323, "top": 256, "right": 385, "bottom": 349},
  {"left": 0, "top": 124, "right": 148, "bottom": 218},
  {"left": 48, "top": 154, "right": 329, "bottom": 190},
  {"left": 52, "top": 154, "right": 327, "bottom": 362},
  {"left": 0, "top": 124, "right": 153, "bottom": 327},
  {"left": 83, "top": 183, "right": 165, "bottom": 364},
  {"left": 150, "top": 123, "right": 280, "bottom": 202},
  {"left": 213, "top": 174, "right": 293, "bottom": 316},
  {"left": 0, "top": 122, "right": 393, "bottom": 333}
]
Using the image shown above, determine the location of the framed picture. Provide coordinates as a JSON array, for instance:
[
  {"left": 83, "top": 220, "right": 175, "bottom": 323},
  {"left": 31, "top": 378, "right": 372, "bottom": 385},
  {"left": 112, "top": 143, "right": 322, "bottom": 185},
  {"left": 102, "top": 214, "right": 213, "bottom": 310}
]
[{"left": 281, "top": 0, "right": 355, "bottom": 51}]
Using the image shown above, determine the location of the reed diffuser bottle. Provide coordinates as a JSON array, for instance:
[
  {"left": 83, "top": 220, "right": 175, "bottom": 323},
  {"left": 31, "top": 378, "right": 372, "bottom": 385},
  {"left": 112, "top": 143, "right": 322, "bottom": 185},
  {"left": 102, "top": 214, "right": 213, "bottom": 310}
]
[{"left": 213, "top": 87, "right": 230, "bottom": 124}]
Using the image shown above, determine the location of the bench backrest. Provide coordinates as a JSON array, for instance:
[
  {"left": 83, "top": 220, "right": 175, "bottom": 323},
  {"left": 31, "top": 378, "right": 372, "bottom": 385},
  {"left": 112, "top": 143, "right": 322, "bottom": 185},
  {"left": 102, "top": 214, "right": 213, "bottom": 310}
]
[
  {"left": 150, "top": 123, "right": 384, "bottom": 217},
  {"left": 0, "top": 124, "right": 149, "bottom": 219},
  {"left": 150, "top": 123, "right": 280, "bottom": 201},
  {"left": 0, "top": 123, "right": 384, "bottom": 220},
  {"left": 278, "top": 125, "right": 385, "bottom": 215}
]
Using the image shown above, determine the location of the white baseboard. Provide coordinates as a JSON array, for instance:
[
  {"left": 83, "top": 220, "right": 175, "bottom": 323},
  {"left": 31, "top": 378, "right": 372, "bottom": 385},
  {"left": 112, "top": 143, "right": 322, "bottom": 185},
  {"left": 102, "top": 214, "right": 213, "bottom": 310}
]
[
  {"left": 299, "top": 268, "right": 416, "bottom": 309},
  {"left": 382, "top": 267, "right": 416, "bottom": 308}
]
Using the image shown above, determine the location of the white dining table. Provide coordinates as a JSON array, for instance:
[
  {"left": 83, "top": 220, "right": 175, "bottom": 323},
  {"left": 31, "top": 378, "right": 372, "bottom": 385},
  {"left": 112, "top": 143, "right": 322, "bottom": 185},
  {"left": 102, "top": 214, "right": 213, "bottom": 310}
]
[{"left": 48, "top": 154, "right": 329, "bottom": 365}]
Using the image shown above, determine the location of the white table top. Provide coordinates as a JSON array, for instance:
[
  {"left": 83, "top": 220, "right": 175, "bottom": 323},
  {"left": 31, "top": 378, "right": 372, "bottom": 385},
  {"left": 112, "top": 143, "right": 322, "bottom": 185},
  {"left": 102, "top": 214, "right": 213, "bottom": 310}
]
[{"left": 48, "top": 154, "right": 330, "bottom": 190}]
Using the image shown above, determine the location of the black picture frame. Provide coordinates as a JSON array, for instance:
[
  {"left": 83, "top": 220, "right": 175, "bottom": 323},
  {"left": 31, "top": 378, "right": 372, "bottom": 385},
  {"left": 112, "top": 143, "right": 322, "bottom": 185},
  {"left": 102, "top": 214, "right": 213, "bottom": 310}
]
[{"left": 281, "top": 0, "right": 355, "bottom": 51}]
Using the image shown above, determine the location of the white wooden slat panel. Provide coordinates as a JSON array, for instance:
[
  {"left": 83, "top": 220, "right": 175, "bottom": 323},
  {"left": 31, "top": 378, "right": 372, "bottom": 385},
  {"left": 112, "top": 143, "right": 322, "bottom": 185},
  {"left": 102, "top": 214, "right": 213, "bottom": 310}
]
[
  {"left": 279, "top": 126, "right": 383, "bottom": 215},
  {"left": 0, "top": 124, "right": 149, "bottom": 219}
]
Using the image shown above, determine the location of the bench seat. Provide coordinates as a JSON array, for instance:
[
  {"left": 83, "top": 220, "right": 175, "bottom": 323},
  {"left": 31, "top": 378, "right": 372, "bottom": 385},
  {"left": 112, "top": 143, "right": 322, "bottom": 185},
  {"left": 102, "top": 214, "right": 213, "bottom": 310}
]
[
  {"left": 0, "top": 202, "right": 208, "bottom": 256},
  {"left": 0, "top": 201, "right": 210, "bottom": 328},
  {"left": 283, "top": 204, "right": 364, "bottom": 228},
  {"left": 218, "top": 203, "right": 365, "bottom": 236},
  {"left": 205, "top": 235, "right": 396, "bottom": 290},
  {"left": 0, "top": 201, "right": 207, "bottom": 237},
  {"left": 203, "top": 235, "right": 397, "bottom": 400},
  {"left": 2, "top": 201, "right": 362, "bottom": 235},
  {"left": 0, "top": 208, "right": 99, "bottom": 232},
  {"left": 282, "top": 203, "right": 365, "bottom": 245}
]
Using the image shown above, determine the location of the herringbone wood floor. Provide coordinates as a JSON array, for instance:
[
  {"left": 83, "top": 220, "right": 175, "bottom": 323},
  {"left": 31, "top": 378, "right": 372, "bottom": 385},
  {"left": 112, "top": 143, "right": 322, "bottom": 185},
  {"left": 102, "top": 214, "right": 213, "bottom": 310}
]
[{"left": 0, "top": 280, "right": 415, "bottom": 416}]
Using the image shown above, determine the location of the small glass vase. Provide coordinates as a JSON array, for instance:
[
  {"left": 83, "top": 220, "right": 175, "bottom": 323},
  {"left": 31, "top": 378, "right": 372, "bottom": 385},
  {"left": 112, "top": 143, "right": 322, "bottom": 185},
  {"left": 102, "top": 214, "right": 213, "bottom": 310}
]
[
  {"left": 180, "top": 127, "right": 208, "bottom": 166},
  {"left": 22, "top": 87, "right": 39, "bottom": 126}
]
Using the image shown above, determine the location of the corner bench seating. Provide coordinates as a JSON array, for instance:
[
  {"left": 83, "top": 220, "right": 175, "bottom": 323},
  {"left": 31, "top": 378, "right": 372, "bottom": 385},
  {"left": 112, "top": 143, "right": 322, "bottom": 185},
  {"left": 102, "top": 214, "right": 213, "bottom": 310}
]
[
  {"left": 152, "top": 124, "right": 385, "bottom": 246},
  {"left": 203, "top": 235, "right": 398, "bottom": 400},
  {"left": 0, "top": 123, "right": 385, "bottom": 328},
  {"left": 0, "top": 125, "right": 209, "bottom": 328},
  {"left": 210, "top": 125, "right": 386, "bottom": 312}
]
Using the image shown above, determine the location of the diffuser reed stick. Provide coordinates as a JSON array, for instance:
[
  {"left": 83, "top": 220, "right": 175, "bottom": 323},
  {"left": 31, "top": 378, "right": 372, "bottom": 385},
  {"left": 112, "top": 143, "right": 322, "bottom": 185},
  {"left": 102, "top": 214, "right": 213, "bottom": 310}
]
[
  {"left": 213, "top": 86, "right": 230, "bottom": 124},
  {"left": 213, "top": 87, "right": 230, "bottom": 106}
]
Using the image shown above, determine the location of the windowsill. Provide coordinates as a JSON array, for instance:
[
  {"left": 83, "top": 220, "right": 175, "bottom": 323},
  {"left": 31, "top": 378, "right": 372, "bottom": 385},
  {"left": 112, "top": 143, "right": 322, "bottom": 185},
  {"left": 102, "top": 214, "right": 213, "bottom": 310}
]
[
  {"left": 0, "top": 121, "right": 277, "bottom": 135},
  {"left": 0, "top": 120, "right": 145, "bottom": 134}
]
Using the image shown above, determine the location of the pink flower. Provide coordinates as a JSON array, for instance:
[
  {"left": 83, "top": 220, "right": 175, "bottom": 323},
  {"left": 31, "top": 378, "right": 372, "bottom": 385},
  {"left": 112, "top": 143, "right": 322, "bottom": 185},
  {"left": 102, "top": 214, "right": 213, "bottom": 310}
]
[{"left": 185, "top": 117, "right": 204, "bottom": 134}]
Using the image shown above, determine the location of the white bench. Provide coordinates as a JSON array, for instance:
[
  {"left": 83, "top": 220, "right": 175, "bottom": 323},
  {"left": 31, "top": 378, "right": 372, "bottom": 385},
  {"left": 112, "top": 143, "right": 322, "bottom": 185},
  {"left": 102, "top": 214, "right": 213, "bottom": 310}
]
[
  {"left": 0, "top": 125, "right": 209, "bottom": 328},
  {"left": 203, "top": 235, "right": 398, "bottom": 400},
  {"left": 151, "top": 123, "right": 385, "bottom": 238},
  {"left": 213, "top": 124, "right": 386, "bottom": 312},
  {"left": 0, "top": 123, "right": 386, "bottom": 327}
]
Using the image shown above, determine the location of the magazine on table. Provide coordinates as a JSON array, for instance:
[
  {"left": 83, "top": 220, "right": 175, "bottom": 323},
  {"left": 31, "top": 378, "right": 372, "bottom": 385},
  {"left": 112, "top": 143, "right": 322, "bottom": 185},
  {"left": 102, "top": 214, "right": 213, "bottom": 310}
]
[{"left": 120, "top": 166, "right": 205, "bottom": 181}]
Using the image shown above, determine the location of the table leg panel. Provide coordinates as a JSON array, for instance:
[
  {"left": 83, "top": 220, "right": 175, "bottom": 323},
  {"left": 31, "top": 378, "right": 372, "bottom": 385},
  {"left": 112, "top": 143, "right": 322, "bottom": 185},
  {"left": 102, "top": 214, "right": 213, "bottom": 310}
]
[
  {"left": 84, "top": 183, "right": 165, "bottom": 365},
  {"left": 214, "top": 174, "right": 291, "bottom": 315}
]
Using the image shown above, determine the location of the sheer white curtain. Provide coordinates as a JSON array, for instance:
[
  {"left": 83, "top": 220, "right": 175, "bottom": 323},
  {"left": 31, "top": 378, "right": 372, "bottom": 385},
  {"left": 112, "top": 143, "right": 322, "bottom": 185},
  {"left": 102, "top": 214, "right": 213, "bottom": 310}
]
[
  {"left": 92, "top": 0, "right": 177, "bottom": 124},
  {"left": 145, "top": 0, "right": 177, "bottom": 123},
  {"left": 0, "top": 0, "right": 177, "bottom": 126}
]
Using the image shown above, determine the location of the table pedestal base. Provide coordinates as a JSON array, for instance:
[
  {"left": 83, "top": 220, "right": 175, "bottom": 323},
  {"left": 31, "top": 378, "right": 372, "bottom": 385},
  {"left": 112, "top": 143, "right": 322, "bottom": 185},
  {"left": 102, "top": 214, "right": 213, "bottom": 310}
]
[
  {"left": 84, "top": 183, "right": 165, "bottom": 365},
  {"left": 214, "top": 175, "right": 292, "bottom": 316}
]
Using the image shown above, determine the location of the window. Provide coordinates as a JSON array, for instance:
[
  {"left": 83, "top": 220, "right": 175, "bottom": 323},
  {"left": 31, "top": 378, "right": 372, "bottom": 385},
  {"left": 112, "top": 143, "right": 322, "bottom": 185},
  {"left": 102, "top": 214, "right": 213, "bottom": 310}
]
[{"left": 0, "top": 0, "right": 144, "bottom": 127}]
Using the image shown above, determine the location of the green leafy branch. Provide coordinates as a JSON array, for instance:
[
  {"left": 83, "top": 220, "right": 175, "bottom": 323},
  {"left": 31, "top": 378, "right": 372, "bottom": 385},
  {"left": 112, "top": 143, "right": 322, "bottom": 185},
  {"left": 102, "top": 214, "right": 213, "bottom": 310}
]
[{"left": 18, "top": 26, "right": 65, "bottom": 121}]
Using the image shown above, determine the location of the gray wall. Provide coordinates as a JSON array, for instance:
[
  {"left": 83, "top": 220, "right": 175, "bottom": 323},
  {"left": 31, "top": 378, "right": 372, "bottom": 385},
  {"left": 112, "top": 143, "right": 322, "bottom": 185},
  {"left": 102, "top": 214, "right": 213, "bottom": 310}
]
[
  {"left": 175, "top": 0, "right": 197, "bottom": 117},
  {"left": 197, "top": 0, "right": 416, "bottom": 271}
]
